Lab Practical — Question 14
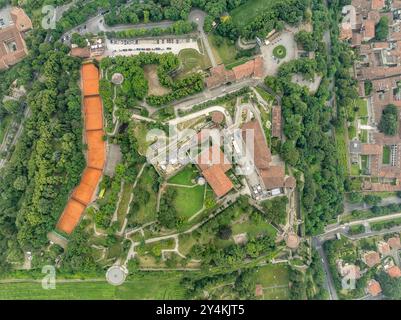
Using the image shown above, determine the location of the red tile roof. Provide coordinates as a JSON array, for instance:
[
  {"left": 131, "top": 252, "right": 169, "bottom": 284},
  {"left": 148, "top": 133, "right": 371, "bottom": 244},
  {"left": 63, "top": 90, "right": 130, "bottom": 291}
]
[
  {"left": 0, "top": 25, "right": 28, "bottom": 70},
  {"left": 260, "top": 166, "right": 285, "bottom": 190},
  {"left": 202, "top": 165, "right": 234, "bottom": 198},
  {"left": 378, "top": 241, "right": 391, "bottom": 255},
  {"left": 71, "top": 47, "right": 90, "bottom": 58},
  {"left": 253, "top": 56, "right": 264, "bottom": 78},
  {"left": 211, "top": 111, "right": 225, "bottom": 124},
  {"left": 387, "top": 237, "right": 401, "bottom": 250},
  {"left": 233, "top": 60, "right": 255, "bottom": 81},
  {"left": 272, "top": 106, "right": 282, "bottom": 138},
  {"left": 387, "top": 266, "right": 401, "bottom": 278},
  {"left": 361, "top": 144, "right": 383, "bottom": 155},
  {"left": 242, "top": 120, "right": 271, "bottom": 170},
  {"left": 196, "top": 145, "right": 232, "bottom": 173},
  {"left": 367, "top": 279, "right": 382, "bottom": 296},
  {"left": 371, "top": 0, "right": 385, "bottom": 10},
  {"left": 364, "top": 252, "right": 381, "bottom": 267},
  {"left": 10, "top": 7, "right": 32, "bottom": 32},
  {"left": 363, "top": 20, "right": 376, "bottom": 40}
]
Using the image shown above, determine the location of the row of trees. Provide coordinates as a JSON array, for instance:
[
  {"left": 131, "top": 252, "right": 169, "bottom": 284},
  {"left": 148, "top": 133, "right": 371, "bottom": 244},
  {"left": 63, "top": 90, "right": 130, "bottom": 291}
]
[
  {"left": 263, "top": 0, "right": 348, "bottom": 235},
  {"left": 214, "top": 0, "right": 309, "bottom": 40},
  {"left": 105, "top": 20, "right": 197, "bottom": 38},
  {"left": 0, "top": 26, "right": 88, "bottom": 272},
  {"left": 100, "top": 52, "right": 204, "bottom": 109},
  {"left": 104, "top": 0, "right": 193, "bottom": 26}
]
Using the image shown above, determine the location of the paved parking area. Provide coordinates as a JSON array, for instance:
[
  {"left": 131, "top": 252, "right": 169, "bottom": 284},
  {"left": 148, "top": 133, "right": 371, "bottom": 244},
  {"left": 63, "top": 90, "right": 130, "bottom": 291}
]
[
  {"left": 104, "top": 38, "right": 200, "bottom": 57},
  {"left": 260, "top": 31, "right": 297, "bottom": 76}
]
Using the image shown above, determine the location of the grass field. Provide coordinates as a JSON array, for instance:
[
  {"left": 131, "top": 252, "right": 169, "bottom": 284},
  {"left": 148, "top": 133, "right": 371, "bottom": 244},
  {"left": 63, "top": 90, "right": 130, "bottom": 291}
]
[
  {"left": 232, "top": 219, "right": 277, "bottom": 239},
  {"left": 0, "top": 115, "right": 11, "bottom": 146},
  {"left": 383, "top": 145, "right": 391, "bottom": 165},
  {"left": 255, "top": 264, "right": 290, "bottom": 300},
  {"left": 116, "top": 182, "right": 133, "bottom": 229},
  {"left": 359, "top": 129, "right": 368, "bottom": 143},
  {"left": 361, "top": 155, "right": 369, "bottom": 173},
  {"left": 356, "top": 98, "right": 368, "bottom": 118},
  {"left": 131, "top": 166, "right": 158, "bottom": 224},
  {"left": 178, "top": 49, "right": 211, "bottom": 77},
  {"left": 168, "top": 165, "right": 199, "bottom": 186},
  {"left": 208, "top": 34, "right": 239, "bottom": 65},
  {"left": 350, "top": 164, "right": 360, "bottom": 176},
  {"left": 133, "top": 122, "right": 153, "bottom": 156},
  {"left": 0, "top": 272, "right": 186, "bottom": 300},
  {"left": 335, "top": 125, "right": 349, "bottom": 176},
  {"left": 230, "top": 0, "right": 278, "bottom": 28},
  {"left": 171, "top": 185, "right": 205, "bottom": 219}
]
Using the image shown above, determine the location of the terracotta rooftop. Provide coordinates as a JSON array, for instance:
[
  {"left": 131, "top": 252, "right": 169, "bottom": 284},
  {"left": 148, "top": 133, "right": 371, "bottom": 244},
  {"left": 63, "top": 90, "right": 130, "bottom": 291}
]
[
  {"left": 366, "top": 279, "right": 382, "bottom": 296},
  {"left": 196, "top": 145, "right": 232, "bottom": 173},
  {"left": 202, "top": 165, "right": 234, "bottom": 198},
  {"left": 363, "top": 251, "right": 381, "bottom": 267},
  {"left": 387, "top": 237, "right": 401, "bottom": 250},
  {"left": 253, "top": 56, "right": 264, "bottom": 78},
  {"left": 71, "top": 47, "right": 90, "bottom": 58},
  {"left": 242, "top": 120, "right": 271, "bottom": 170},
  {"left": 260, "top": 166, "right": 285, "bottom": 190},
  {"left": 387, "top": 266, "right": 401, "bottom": 278},
  {"left": 211, "top": 111, "right": 225, "bottom": 124},
  {"left": 361, "top": 144, "right": 383, "bottom": 155},
  {"left": 363, "top": 19, "right": 376, "bottom": 40},
  {"left": 233, "top": 60, "right": 255, "bottom": 81},
  {"left": 371, "top": 0, "right": 385, "bottom": 10},
  {"left": 377, "top": 241, "right": 391, "bottom": 255},
  {"left": 340, "top": 23, "right": 353, "bottom": 41},
  {"left": 272, "top": 106, "right": 282, "bottom": 138},
  {"left": 205, "top": 57, "right": 264, "bottom": 88},
  {"left": 10, "top": 7, "right": 32, "bottom": 32}
]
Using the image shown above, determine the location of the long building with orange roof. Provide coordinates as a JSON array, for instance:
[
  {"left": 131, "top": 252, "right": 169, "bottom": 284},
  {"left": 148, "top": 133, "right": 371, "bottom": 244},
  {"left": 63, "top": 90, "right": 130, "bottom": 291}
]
[{"left": 56, "top": 63, "right": 106, "bottom": 235}]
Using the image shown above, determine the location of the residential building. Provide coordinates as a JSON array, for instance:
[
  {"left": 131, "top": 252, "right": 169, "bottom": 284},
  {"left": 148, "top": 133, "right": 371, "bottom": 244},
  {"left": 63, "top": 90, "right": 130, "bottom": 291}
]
[{"left": 0, "top": 6, "right": 32, "bottom": 70}]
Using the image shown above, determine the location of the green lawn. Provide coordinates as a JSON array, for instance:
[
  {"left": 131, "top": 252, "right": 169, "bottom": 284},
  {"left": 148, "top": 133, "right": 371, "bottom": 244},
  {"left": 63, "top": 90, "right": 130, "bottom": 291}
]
[
  {"left": 171, "top": 185, "right": 205, "bottom": 219},
  {"left": 232, "top": 220, "right": 277, "bottom": 239},
  {"left": 130, "top": 166, "right": 158, "bottom": 224},
  {"left": 255, "top": 264, "right": 290, "bottom": 300},
  {"left": 361, "top": 155, "right": 369, "bottom": 173},
  {"left": 230, "top": 0, "right": 279, "bottom": 28},
  {"left": 350, "top": 164, "right": 360, "bottom": 176},
  {"left": 178, "top": 49, "right": 211, "bottom": 77},
  {"left": 0, "top": 115, "right": 11, "bottom": 147},
  {"left": 208, "top": 34, "right": 239, "bottom": 65},
  {"left": 348, "top": 125, "right": 356, "bottom": 140},
  {"left": 0, "top": 272, "right": 186, "bottom": 300},
  {"left": 116, "top": 182, "right": 133, "bottom": 229},
  {"left": 335, "top": 125, "right": 349, "bottom": 175},
  {"left": 273, "top": 45, "right": 287, "bottom": 59},
  {"left": 356, "top": 98, "right": 368, "bottom": 118},
  {"left": 168, "top": 165, "right": 199, "bottom": 186},
  {"left": 383, "top": 145, "right": 391, "bottom": 165},
  {"left": 133, "top": 122, "right": 153, "bottom": 156},
  {"left": 359, "top": 129, "right": 368, "bottom": 143},
  {"left": 255, "top": 87, "right": 276, "bottom": 105}
]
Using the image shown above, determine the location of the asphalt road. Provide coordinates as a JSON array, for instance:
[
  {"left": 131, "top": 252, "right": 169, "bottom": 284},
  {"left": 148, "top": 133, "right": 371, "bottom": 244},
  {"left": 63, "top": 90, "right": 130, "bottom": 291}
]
[
  {"left": 312, "top": 237, "right": 339, "bottom": 300},
  {"left": 189, "top": 9, "right": 216, "bottom": 67}
]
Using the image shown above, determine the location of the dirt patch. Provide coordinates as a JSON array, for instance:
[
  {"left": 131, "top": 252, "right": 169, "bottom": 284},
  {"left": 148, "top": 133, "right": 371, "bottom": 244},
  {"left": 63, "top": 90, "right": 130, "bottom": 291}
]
[
  {"left": 144, "top": 64, "right": 171, "bottom": 96},
  {"left": 233, "top": 233, "right": 248, "bottom": 245}
]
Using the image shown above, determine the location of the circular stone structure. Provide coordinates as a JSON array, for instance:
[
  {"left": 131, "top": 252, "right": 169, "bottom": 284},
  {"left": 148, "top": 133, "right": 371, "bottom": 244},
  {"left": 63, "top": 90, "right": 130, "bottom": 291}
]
[
  {"left": 286, "top": 233, "right": 300, "bottom": 250},
  {"left": 111, "top": 73, "right": 124, "bottom": 85},
  {"left": 272, "top": 45, "right": 287, "bottom": 59},
  {"left": 106, "top": 265, "right": 127, "bottom": 286}
]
